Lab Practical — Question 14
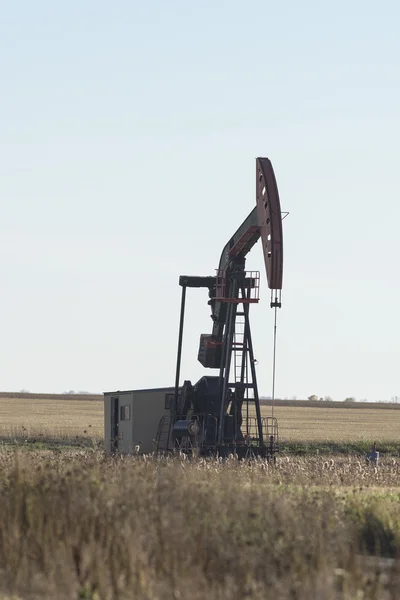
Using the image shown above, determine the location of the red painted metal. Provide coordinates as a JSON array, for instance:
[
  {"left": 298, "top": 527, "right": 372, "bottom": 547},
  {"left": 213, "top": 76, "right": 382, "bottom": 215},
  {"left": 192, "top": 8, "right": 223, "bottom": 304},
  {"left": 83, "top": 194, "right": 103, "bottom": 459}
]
[
  {"left": 256, "top": 158, "right": 283, "bottom": 290},
  {"left": 228, "top": 225, "right": 260, "bottom": 258},
  {"left": 214, "top": 269, "right": 260, "bottom": 303}
]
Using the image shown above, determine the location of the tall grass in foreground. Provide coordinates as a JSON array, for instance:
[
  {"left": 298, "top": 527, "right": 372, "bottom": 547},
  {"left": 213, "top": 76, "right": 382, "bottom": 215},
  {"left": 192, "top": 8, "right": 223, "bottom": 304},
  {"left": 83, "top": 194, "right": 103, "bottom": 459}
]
[{"left": 0, "top": 452, "right": 400, "bottom": 599}]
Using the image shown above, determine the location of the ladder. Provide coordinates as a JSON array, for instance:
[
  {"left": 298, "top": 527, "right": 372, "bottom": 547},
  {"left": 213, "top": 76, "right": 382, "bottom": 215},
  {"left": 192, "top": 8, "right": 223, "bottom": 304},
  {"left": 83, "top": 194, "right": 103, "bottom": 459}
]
[
  {"left": 232, "top": 308, "right": 251, "bottom": 438},
  {"left": 233, "top": 310, "right": 247, "bottom": 385},
  {"left": 155, "top": 416, "right": 171, "bottom": 452}
]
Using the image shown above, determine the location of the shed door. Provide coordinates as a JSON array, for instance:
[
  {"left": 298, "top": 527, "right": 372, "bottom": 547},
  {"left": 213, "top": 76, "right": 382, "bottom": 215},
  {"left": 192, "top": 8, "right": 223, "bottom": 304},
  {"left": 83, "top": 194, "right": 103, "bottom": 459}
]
[
  {"left": 117, "top": 400, "right": 133, "bottom": 453},
  {"left": 110, "top": 396, "right": 119, "bottom": 453},
  {"left": 110, "top": 396, "right": 133, "bottom": 454}
]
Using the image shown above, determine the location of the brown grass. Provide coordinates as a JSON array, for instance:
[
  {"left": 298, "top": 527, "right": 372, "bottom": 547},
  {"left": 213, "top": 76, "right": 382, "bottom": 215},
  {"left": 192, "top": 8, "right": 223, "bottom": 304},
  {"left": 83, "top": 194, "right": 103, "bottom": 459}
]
[
  {"left": 0, "top": 397, "right": 103, "bottom": 440},
  {"left": 1, "top": 395, "right": 400, "bottom": 598},
  {"left": 256, "top": 405, "right": 400, "bottom": 442},
  {"left": 1, "top": 396, "right": 400, "bottom": 444},
  {"left": 0, "top": 451, "right": 400, "bottom": 599}
]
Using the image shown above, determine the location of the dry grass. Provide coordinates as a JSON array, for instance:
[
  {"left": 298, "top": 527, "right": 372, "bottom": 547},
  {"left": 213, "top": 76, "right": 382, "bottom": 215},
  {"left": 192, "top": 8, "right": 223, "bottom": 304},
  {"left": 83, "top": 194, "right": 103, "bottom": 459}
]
[
  {"left": 257, "top": 405, "right": 400, "bottom": 442},
  {"left": 0, "top": 451, "right": 400, "bottom": 599},
  {"left": 1, "top": 396, "right": 400, "bottom": 445},
  {"left": 0, "top": 397, "right": 103, "bottom": 440},
  {"left": 1, "top": 393, "right": 400, "bottom": 598}
]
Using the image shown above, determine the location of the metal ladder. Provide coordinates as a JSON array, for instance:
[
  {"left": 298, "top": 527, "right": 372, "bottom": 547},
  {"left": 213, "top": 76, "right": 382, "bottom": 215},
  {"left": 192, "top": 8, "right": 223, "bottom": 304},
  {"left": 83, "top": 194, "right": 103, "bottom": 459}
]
[
  {"left": 232, "top": 310, "right": 247, "bottom": 387},
  {"left": 232, "top": 304, "right": 254, "bottom": 440},
  {"left": 155, "top": 416, "right": 171, "bottom": 452}
]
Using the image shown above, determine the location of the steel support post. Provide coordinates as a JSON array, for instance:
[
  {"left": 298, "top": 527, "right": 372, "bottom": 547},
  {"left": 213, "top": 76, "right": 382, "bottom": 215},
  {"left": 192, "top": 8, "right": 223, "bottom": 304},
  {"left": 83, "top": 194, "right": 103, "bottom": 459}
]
[
  {"left": 243, "top": 301, "right": 264, "bottom": 446},
  {"left": 174, "top": 284, "right": 187, "bottom": 415}
]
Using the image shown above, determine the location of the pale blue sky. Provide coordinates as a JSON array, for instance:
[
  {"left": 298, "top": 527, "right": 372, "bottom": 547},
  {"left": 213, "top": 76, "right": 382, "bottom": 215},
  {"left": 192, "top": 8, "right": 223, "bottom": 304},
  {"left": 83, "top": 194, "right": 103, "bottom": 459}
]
[{"left": 1, "top": 1, "right": 399, "bottom": 400}]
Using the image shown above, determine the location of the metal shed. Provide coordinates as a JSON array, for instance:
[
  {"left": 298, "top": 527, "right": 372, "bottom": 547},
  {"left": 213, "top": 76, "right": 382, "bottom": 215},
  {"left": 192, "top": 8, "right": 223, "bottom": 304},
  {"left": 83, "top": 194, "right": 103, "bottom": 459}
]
[{"left": 103, "top": 387, "right": 175, "bottom": 455}]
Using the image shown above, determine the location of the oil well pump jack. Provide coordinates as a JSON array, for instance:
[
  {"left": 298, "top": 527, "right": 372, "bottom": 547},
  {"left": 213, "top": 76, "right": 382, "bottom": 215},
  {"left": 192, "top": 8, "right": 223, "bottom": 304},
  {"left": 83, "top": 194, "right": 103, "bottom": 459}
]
[{"left": 156, "top": 157, "right": 285, "bottom": 459}]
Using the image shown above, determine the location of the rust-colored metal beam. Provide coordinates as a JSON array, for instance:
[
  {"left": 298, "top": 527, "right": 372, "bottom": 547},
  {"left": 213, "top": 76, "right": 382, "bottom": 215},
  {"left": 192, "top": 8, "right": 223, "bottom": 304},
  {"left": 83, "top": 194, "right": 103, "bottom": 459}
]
[{"left": 256, "top": 157, "right": 283, "bottom": 291}]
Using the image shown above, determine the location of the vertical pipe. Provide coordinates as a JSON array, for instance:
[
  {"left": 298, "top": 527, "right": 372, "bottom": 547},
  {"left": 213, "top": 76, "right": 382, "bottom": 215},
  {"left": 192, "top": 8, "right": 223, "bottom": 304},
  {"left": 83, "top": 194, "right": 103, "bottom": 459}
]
[
  {"left": 271, "top": 304, "right": 278, "bottom": 419},
  {"left": 174, "top": 285, "right": 187, "bottom": 412}
]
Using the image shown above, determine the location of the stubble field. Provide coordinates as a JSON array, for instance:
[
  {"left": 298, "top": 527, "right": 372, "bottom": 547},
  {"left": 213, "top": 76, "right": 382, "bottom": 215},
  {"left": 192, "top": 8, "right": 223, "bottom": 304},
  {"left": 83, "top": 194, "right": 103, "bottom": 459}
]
[
  {"left": 0, "top": 396, "right": 104, "bottom": 441},
  {"left": 0, "top": 395, "right": 400, "bottom": 599},
  {"left": 1, "top": 395, "right": 399, "bottom": 445}
]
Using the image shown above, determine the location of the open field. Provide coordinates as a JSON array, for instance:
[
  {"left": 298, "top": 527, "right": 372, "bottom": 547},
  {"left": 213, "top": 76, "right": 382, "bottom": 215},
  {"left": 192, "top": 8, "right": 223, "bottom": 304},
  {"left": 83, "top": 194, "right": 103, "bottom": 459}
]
[
  {"left": 256, "top": 406, "right": 400, "bottom": 442},
  {"left": 0, "top": 451, "right": 400, "bottom": 599},
  {"left": 1, "top": 396, "right": 400, "bottom": 598},
  {"left": 1, "top": 395, "right": 400, "bottom": 447},
  {"left": 0, "top": 397, "right": 104, "bottom": 440}
]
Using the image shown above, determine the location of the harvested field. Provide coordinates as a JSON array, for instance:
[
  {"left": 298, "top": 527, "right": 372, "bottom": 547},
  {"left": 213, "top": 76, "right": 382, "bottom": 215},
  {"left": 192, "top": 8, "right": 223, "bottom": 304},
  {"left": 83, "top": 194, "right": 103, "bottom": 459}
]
[
  {"left": 0, "top": 396, "right": 103, "bottom": 440},
  {"left": 0, "top": 395, "right": 399, "bottom": 444},
  {"left": 256, "top": 406, "right": 400, "bottom": 442}
]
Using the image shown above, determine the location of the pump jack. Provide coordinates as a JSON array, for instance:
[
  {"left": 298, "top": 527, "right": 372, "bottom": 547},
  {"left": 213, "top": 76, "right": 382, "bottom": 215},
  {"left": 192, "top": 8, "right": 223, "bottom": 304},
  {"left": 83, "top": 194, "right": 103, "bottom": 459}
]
[{"left": 155, "top": 158, "right": 285, "bottom": 459}]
